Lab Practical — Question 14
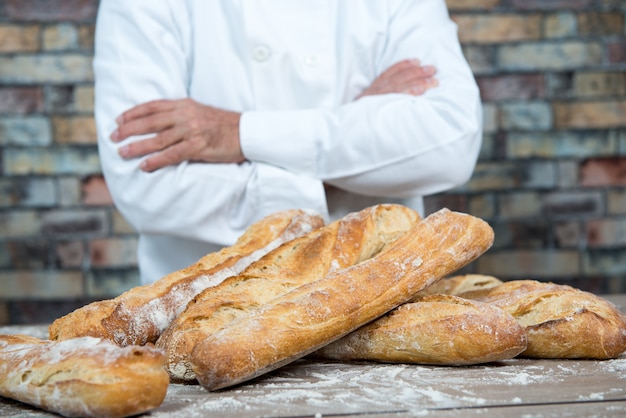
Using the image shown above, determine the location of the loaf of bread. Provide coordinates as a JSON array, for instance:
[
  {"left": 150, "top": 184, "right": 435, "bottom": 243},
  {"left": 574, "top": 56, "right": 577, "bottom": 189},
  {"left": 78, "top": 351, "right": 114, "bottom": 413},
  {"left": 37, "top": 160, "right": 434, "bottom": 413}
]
[
  {"left": 415, "top": 274, "right": 503, "bottom": 298},
  {"left": 156, "top": 204, "right": 420, "bottom": 382},
  {"left": 0, "top": 334, "right": 169, "bottom": 418},
  {"left": 49, "top": 209, "right": 324, "bottom": 346},
  {"left": 191, "top": 208, "right": 494, "bottom": 390},
  {"left": 314, "top": 294, "right": 527, "bottom": 365},
  {"left": 459, "top": 280, "right": 626, "bottom": 359}
]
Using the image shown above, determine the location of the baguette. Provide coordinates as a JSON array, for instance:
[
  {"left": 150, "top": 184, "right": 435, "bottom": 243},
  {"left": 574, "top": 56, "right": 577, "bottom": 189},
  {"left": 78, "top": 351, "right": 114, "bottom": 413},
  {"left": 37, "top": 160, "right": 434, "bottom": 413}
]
[
  {"left": 49, "top": 209, "right": 324, "bottom": 346},
  {"left": 313, "top": 294, "right": 527, "bottom": 365},
  {"left": 459, "top": 280, "right": 626, "bottom": 359},
  {"left": 191, "top": 208, "right": 494, "bottom": 390},
  {"left": 156, "top": 204, "right": 420, "bottom": 382},
  {"left": 0, "top": 334, "right": 168, "bottom": 418},
  {"left": 415, "top": 274, "right": 503, "bottom": 298}
]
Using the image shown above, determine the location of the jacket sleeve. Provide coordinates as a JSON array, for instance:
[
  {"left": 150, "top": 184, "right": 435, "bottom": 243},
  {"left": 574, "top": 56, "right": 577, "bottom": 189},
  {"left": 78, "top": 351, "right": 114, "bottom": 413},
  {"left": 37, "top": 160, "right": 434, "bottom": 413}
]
[
  {"left": 239, "top": 0, "right": 482, "bottom": 198},
  {"left": 94, "top": 0, "right": 326, "bottom": 244}
]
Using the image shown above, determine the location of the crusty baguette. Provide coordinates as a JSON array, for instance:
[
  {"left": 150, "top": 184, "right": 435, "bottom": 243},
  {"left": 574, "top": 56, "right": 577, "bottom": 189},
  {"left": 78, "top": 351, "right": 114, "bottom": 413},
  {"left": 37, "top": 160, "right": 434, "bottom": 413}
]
[
  {"left": 191, "top": 208, "right": 494, "bottom": 390},
  {"left": 49, "top": 209, "right": 324, "bottom": 346},
  {"left": 313, "top": 294, "right": 527, "bottom": 365},
  {"left": 459, "top": 280, "right": 626, "bottom": 359},
  {"left": 0, "top": 334, "right": 169, "bottom": 418},
  {"left": 157, "top": 204, "right": 420, "bottom": 382},
  {"left": 414, "top": 274, "right": 503, "bottom": 298}
]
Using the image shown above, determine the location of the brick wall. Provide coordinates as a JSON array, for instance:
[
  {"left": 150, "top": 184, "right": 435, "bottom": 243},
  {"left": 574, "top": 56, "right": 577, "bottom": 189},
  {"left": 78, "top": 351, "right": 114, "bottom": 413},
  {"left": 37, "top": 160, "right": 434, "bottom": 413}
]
[{"left": 1, "top": 0, "right": 625, "bottom": 324}]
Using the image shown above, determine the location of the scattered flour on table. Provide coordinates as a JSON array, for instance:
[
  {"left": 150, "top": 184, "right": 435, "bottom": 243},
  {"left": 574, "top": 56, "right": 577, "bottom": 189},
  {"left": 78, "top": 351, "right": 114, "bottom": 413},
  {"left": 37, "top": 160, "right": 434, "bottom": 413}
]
[
  {"left": 148, "top": 358, "right": 626, "bottom": 417},
  {"left": 600, "top": 358, "right": 626, "bottom": 374}
]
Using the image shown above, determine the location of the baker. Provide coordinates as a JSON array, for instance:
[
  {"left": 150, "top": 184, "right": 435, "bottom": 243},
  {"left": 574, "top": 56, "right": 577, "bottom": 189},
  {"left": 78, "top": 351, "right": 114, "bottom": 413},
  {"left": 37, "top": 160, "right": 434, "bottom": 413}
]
[{"left": 94, "top": 0, "right": 483, "bottom": 284}]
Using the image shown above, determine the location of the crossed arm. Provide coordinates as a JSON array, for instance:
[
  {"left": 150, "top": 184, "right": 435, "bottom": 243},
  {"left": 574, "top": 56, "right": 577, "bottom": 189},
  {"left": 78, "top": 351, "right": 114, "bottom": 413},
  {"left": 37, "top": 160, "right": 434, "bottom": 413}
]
[{"left": 110, "top": 59, "right": 438, "bottom": 173}]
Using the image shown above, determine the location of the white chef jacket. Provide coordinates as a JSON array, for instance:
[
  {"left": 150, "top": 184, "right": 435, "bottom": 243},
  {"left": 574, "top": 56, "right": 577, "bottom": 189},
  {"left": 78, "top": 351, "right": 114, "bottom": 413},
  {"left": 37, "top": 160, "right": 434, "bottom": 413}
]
[{"left": 94, "top": 0, "right": 483, "bottom": 284}]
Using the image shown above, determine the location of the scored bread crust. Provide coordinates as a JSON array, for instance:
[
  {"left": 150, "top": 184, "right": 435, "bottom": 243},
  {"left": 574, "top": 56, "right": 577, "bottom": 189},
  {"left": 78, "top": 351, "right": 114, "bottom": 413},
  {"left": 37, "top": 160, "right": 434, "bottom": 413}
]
[
  {"left": 48, "top": 209, "right": 324, "bottom": 346},
  {"left": 191, "top": 208, "right": 495, "bottom": 391},
  {"left": 0, "top": 334, "right": 169, "bottom": 418},
  {"left": 415, "top": 274, "right": 503, "bottom": 298},
  {"left": 313, "top": 294, "right": 527, "bottom": 365},
  {"left": 459, "top": 280, "right": 626, "bottom": 359},
  {"left": 156, "top": 204, "right": 420, "bottom": 382}
]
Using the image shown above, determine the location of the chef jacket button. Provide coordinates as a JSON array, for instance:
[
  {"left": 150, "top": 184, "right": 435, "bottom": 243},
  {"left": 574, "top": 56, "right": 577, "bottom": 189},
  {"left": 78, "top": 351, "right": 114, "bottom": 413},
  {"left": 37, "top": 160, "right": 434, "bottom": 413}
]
[
  {"left": 253, "top": 45, "right": 271, "bottom": 62},
  {"left": 303, "top": 55, "right": 320, "bottom": 67}
]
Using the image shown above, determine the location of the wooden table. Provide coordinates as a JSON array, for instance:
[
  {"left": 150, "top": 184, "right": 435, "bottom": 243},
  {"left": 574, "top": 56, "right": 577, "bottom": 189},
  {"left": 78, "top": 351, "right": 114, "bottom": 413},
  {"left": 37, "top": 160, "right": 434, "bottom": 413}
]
[{"left": 1, "top": 295, "right": 625, "bottom": 418}]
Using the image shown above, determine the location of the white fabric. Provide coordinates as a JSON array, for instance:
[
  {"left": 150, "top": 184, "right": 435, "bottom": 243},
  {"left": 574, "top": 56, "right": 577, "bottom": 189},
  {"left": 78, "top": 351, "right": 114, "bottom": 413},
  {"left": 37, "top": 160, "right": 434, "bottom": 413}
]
[{"left": 94, "top": 0, "right": 483, "bottom": 284}]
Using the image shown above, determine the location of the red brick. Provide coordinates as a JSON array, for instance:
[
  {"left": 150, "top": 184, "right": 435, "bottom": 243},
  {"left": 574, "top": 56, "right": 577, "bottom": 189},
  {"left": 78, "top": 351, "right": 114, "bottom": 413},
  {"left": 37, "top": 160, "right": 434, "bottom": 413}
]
[
  {"left": 476, "top": 74, "right": 544, "bottom": 102},
  {"left": 89, "top": 237, "right": 138, "bottom": 268},
  {"left": 580, "top": 157, "right": 626, "bottom": 187},
  {"left": 0, "top": 87, "right": 43, "bottom": 114},
  {"left": 4, "top": 0, "right": 99, "bottom": 21},
  {"left": 586, "top": 219, "right": 626, "bottom": 248},
  {"left": 608, "top": 41, "right": 626, "bottom": 64},
  {"left": 507, "top": 0, "right": 594, "bottom": 10},
  {"left": 81, "top": 175, "right": 113, "bottom": 206}
]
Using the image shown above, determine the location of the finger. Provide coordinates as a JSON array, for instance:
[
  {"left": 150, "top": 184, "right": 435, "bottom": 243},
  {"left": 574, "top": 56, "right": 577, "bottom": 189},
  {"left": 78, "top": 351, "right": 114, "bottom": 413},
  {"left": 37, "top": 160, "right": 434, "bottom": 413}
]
[
  {"left": 370, "top": 62, "right": 436, "bottom": 95},
  {"left": 118, "top": 127, "right": 181, "bottom": 159},
  {"left": 404, "top": 77, "right": 439, "bottom": 96},
  {"left": 115, "top": 100, "right": 177, "bottom": 125},
  {"left": 393, "top": 64, "right": 436, "bottom": 85},
  {"left": 380, "top": 59, "right": 421, "bottom": 79},
  {"left": 139, "top": 139, "right": 190, "bottom": 172},
  {"left": 112, "top": 111, "right": 176, "bottom": 142}
]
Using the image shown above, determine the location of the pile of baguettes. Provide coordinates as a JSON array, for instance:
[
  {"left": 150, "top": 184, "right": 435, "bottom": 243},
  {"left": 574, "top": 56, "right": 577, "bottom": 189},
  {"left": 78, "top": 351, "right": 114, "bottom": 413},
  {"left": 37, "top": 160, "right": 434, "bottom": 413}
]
[{"left": 1, "top": 205, "right": 625, "bottom": 417}]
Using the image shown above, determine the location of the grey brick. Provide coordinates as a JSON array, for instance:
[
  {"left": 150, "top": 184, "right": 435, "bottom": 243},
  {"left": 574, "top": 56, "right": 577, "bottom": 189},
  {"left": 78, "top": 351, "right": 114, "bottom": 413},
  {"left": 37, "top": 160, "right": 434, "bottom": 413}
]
[
  {"left": 0, "top": 54, "right": 93, "bottom": 84},
  {"left": 541, "top": 191, "right": 605, "bottom": 218},
  {"left": 0, "top": 177, "right": 56, "bottom": 207},
  {"left": 507, "top": 131, "right": 619, "bottom": 159},
  {"left": 0, "top": 270, "right": 84, "bottom": 300},
  {"left": 3, "top": 146, "right": 101, "bottom": 175},
  {"left": 0, "top": 116, "right": 51, "bottom": 146},
  {"left": 85, "top": 268, "right": 141, "bottom": 298},
  {"left": 500, "top": 102, "right": 552, "bottom": 130},
  {"left": 40, "top": 208, "right": 108, "bottom": 237},
  {"left": 497, "top": 41, "right": 603, "bottom": 71}
]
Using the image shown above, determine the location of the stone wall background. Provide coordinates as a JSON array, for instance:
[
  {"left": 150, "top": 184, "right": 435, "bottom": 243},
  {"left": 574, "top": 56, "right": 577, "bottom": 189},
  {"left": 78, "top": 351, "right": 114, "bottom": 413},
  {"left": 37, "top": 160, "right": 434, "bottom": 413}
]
[{"left": 1, "top": 0, "right": 625, "bottom": 324}]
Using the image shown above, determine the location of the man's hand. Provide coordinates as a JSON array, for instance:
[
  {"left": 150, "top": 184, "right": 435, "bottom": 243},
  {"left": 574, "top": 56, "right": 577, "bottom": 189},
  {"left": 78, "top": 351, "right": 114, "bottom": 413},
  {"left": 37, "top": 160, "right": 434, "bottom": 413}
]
[
  {"left": 357, "top": 59, "right": 438, "bottom": 99},
  {"left": 111, "top": 98, "right": 244, "bottom": 172}
]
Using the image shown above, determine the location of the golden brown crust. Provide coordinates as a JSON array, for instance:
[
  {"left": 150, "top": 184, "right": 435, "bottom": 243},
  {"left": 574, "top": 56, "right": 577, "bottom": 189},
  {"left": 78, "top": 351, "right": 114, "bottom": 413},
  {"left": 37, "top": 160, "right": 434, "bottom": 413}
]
[
  {"left": 415, "top": 274, "right": 503, "bottom": 298},
  {"left": 459, "top": 280, "right": 626, "bottom": 359},
  {"left": 156, "top": 204, "right": 420, "bottom": 382},
  {"left": 48, "top": 209, "right": 324, "bottom": 346},
  {"left": 0, "top": 334, "right": 169, "bottom": 418},
  {"left": 191, "top": 208, "right": 494, "bottom": 390},
  {"left": 313, "top": 294, "right": 527, "bottom": 365}
]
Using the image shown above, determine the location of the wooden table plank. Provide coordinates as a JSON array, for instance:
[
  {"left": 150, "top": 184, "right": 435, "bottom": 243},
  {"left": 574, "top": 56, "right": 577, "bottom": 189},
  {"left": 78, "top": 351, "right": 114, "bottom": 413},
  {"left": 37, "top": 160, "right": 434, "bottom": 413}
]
[{"left": 1, "top": 294, "right": 625, "bottom": 417}]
